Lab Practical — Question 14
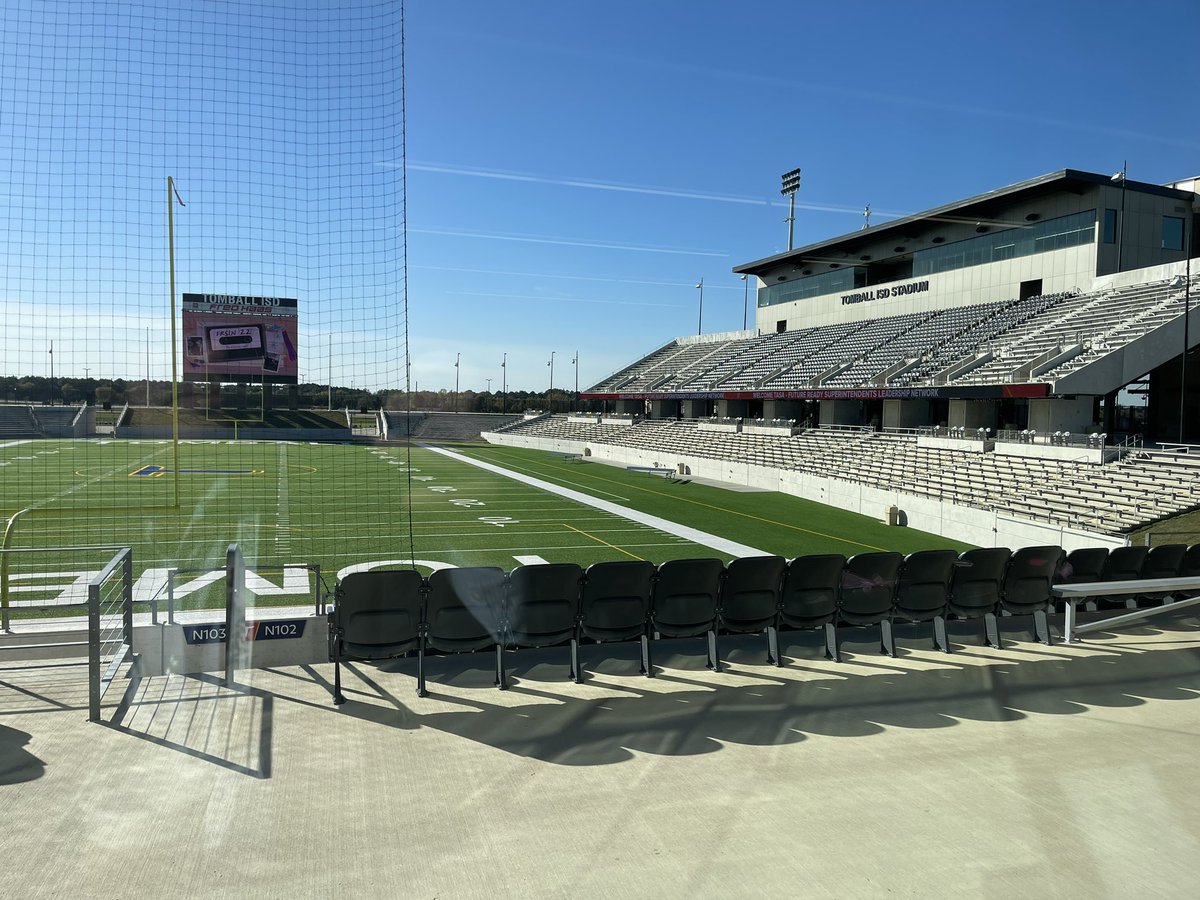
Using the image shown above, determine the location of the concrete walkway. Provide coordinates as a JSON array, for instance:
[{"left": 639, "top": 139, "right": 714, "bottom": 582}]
[{"left": 3, "top": 611, "right": 1200, "bottom": 897}]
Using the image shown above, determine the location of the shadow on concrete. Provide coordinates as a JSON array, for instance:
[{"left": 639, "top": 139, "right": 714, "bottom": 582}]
[
  {"left": 106, "top": 671, "right": 273, "bottom": 779},
  {"left": 0, "top": 724, "right": 45, "bottom": 784},
  {"left": 309, "top": 614, "right": 1200, "bottom": 767}
]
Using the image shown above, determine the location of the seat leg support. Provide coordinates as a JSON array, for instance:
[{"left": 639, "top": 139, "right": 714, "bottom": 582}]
[
  {"left": 640, "top": 633, "right": 654, "bottom": 678},
  {"left": 569, "top": 636, "right": 581, "bottom": 684},
  {"left": 766, "top": 624, "right": 780, "bottom": 666},
  {"left": 332, "top": 651, "right": 346, "bottom": 706},
  {"left": 1033, "top": 608, "right": 1052, "bottom": 645},
  {"left": 495, "top": 643, "right": 507, "bottom": 690},
  {"left": 416, "top": 634, "right": 428, "bottom": 698},
  {"left": 880, "top": 620, "right": 896, "bottom": 657},
  {"left": 933, "top": 615, "right": 950, "bottom": 653},
  {"left": 706, "top": 629, "right": 721, "bottom": 672},
  {"left": 985, "top": 612, "right": 1002, "bottom": 649},
  {"left": 824, "top": 622, "right": 840, "bottom": 662}
]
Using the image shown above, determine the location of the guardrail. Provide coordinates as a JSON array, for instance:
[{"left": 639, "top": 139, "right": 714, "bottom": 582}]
[
  {"left": 88, "top": 547, "right": 134, "bottom": 723},
  {"left": 160, "top": 562, "right": 328, "bottom": 624}
]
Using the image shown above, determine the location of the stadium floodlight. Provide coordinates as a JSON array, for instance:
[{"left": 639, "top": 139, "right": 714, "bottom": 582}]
[
  {"left": 695, "top": 278, "right": 704, "bottom": 335},
  {"left": 501, "top": 352, "right": 507, "bottom": 414},
  {"left": 780, "top": 167, "right": 802, "bottom": 251},
  {"left": 572, "top": 352, "right": 579, "bottom": 412},
  {"left": 548, "top": 351, "right": 555, "bottom": 404},
  {"left": 454, "top": 352, "right": 460, "bottom": 413}
]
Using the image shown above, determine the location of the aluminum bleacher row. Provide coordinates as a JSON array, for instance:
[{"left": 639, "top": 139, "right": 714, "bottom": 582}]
[
  {"left": 587, "top": 275, "right": 1198, "bottom": 393},
  {"left": 494, "top": 418, "right": 1200, "bottom": 534},
  {"left": 327, "top": 543, "right": 1200, "bottom": 700}
]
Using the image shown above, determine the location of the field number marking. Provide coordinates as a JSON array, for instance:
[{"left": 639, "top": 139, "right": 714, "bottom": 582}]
[
  {"left": 429, "top": 486, "right": 458, "bottom": 493},
  {"left": 450, "top": 499, "right": 485, "bottom": 507},
  {"left": 479, "top": 516, "right": 518, "bottom": 528}
]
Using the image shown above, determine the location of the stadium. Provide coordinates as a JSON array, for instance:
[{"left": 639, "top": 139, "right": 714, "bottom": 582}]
[{"left": 3, "top": 2, "right": 1200, "bottom": 898}]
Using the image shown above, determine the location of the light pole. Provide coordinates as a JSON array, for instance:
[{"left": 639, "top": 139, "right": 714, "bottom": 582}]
[
  {"left": 548, "top": 351, "right": 555, "bottom": 411},
  {"left": 1111, "top": 162, "right": 1127, "bottom": 272},
  {"left": 48, "top": 340, "right": 54, "bottom": 405},
  {"left": 146, "top": 327, "right": 151, "bottom": 407},
  {"left": 781, "top": 167, "right": 802, "bottom": 251},
  {"left": 572, "top": 351, "right": 579, "bottom": 412},
  {"left": 695, "top": 279, "right": 704, "bottom": 335},
  {"left": 501, "top": 353, "right": 507, "bottom": 414},
  {"left": 740, "top": 274, "right": 749, "bottom": 331},
  {"left": 454, "top": 352, "right": 460, "bottom": 413}
]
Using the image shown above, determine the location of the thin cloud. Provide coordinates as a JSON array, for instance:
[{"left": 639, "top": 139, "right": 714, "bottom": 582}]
[
  {"left": 445, "top": 290, "right": 687, "bottom": 309},
  {"left": 414, "top": 263, "right": 745, "bottom": 290},
  {"left": 411, "top": 226, "right": 728, "bottom": 257}
]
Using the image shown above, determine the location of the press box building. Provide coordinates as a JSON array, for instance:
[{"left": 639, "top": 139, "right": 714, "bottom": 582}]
[{"left": 585, "top": 169, "right": 1200, "bottom": 443}]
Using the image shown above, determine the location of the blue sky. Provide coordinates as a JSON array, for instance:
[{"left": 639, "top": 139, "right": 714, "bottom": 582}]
[
  {"left": 403, "top": 0, "right": 1199, "bottom": 391},
  {"left": 2, "top": 0, "right": 1198, "bottom": 393}
]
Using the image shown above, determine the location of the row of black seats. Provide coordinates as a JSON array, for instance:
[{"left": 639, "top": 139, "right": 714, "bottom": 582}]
[
  {"left": 328, "top": 543, "right": 1185, "bottom": 701},
  {"left": 1055, "top": 543, "right": 1200, "bottom": 608}
]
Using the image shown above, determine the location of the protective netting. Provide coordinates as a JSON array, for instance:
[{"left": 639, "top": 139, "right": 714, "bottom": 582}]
[{"left": 1, "top": 0, "right": 409, "bottom": 611}]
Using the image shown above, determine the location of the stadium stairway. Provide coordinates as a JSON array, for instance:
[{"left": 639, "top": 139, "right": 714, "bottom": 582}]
[{"left": 0, "top": 405, "right": 41, "bottom": 438}]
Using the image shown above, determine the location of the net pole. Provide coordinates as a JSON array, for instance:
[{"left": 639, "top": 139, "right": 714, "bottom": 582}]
[{"left": 167, "top": 176, "right": 181, "bottom": 509}]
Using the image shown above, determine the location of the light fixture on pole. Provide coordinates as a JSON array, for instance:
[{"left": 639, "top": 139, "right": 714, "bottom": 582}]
[
  {"left": 740, "top": 274, "right": 749, "bottom": 331},
  {"left": 548, "top": 352, "right": 555, "bottom": 412},
  {"left": 572, "top": 351, "right": 579, "bottom": 412},
  {"left": 695, "top": 278, "right": 704, "bottom": 335},
  {"left": 781, "top": 167, "right": 802, "bottom": 251},
  {"left": 454, "top": 352, "right": 460, "bottom": 413},
  {"left": 501, "top": 352, "right": 507, "bottom": 414},
  {"left": 1110, "top": 161, "right": 1127, "bottom": 272},
  {"left": 48, "top": 340, "right": 54, "bottom": 405}
]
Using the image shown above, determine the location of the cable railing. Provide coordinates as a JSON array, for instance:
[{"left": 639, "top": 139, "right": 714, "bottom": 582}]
[{"left": 88, "top": 547, "right": 134, "bottom": 722}]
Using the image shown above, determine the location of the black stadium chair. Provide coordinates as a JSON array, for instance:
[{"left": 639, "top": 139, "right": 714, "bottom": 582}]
[
  {"left": 1053, "top": 546, "right": 1110, "bottom": 611},
  {"left": 1181, "top": 545, "right": 1200, "bottom": 598},
  {"left": 329, "top": 569, "right": 425, "bottom": 703},
  {"left": 506, "top": 562, "right": 584, "bottom": 682},
  {"left": 651, "top": 558, "right": 725, "bottom": 671},
  {"left": 776, "top": 554, "right": 845, "bottom": 663},
  {"left": 1099, "top": 545, "right": 1150, "bottom": 609},
  {"left": 948, "top": 547, "right": 1011, "bottom": 648},
  {"left": 836, "top": 551, "right": 903, "bottom": 657},
  {"left": 578, "top": 560, "right": 655, "bottom": 679},
  {"left": 1000, "top": 545, "right": 1063, "bottom": 645},
  {"left": 718, "top": 555, "right": 786, "bottom": 663},
  {"left": 425, "top": 566, "right": 508, "bottom": 691},
  {"left": 892, "top": 549, "right": 958, "bottom": 652},
  {"left": 1140, "top": 543, "right": 1188, "bottom": 604}
]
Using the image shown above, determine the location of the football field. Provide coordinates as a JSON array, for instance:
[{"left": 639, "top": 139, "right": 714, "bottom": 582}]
[{"left": 0, "top": 438, "right": 971, "bottom": 616}]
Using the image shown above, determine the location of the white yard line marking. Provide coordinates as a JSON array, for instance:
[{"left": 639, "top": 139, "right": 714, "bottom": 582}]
[
  {"left": 428, "top": 446, "right": 765, "bottom": 558},
  {"left": 513, "top": 555, "right": 549, "bottom": 565}
]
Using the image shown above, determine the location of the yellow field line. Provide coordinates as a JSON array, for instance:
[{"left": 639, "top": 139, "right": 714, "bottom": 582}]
[
  {"left": 477, "top": 448, "right": 889, "bottom": 552},
  {"left": 562, "top": 523, "right": 643, "bottom": 560}
]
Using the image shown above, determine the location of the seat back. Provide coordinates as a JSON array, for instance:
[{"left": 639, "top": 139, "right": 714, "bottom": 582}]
[
  {"left": 652, "top": 558, "right": 724, "bottom": 637},
  {"left": 948, "top": 547, "right": 1011, "bottom": 617},
  {"left": 1056, "top": 547, "right": 1109, "bottom": 584},
  {"left": 333, "top": 569, "right": 423, "bottom": 659},
  {"left": 425, "top": 567, "right": 505, "bottom": 653},
  {"left": 580, "top": 560, "right": 654, "bottom": 642},
  {"left": 838, "top": 551, "right": 903, "bottom": 624},
  {"left": 894, "top": 549, "right": 957, "bottom": 620},
  {"left": 1141, "top": 543, "right": 1188, "bottom": 580},
  {"left": 1181, "top": 544, "right": 1200, "bottom": 578},
  {"left": 1101, "top": 545, "right": 1149, "bottom": 582},
  {"left": 780, "top": 554, "right": 845, "bottom": 628},
  {"left": 720, "top": 555, "right": 785, "bottom": 633},
  {"left": 506, "top": 563, "right": 583, "bottom": 648},
  {"left": 1002, "top": 545, "right": 1063, "bottom": 613}
]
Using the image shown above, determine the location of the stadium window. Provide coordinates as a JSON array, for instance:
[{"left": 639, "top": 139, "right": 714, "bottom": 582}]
[
  {"left": 776, "top": 320, "right": 787, "bottom": 333},
  {"left": 1103, "top": 208, "right": 1117, "bottom": 244},
  {"left": 1162, "top": 216, "right": 1184, "bottom": 251}
]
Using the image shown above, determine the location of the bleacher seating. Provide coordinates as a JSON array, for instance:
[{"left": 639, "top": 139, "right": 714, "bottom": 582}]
[
  {"left": 502, "top": 416, "right": 1200, "bottom": 534},
  {"left": 389, "top": 411, "right": 524, "bottom": 442},
  {"left": 0, "top": 405, "right": 41, "bottom": 438},
  {"left": 324, "top": 545, "right": 1199, "bottom": 697}
]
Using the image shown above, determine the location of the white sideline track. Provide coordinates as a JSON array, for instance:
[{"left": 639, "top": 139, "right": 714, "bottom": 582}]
[{"left": 426, "top": 445, "right": 767, "bottom": 559}]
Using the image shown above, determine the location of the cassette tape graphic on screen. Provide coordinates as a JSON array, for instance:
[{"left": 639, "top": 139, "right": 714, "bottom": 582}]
[{"left": 182, "top": 294, "right": 299, "bottom": 384}]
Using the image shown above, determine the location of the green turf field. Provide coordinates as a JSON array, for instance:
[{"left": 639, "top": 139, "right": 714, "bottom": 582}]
[{"left": 0, "top": 438, "right": 972, "bottom": 617}]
